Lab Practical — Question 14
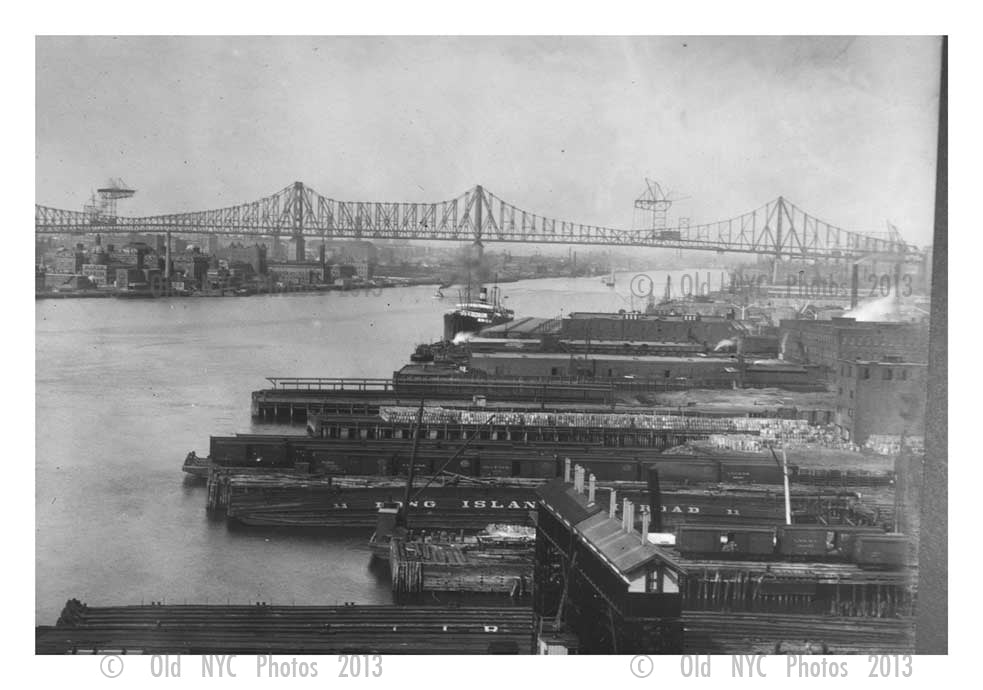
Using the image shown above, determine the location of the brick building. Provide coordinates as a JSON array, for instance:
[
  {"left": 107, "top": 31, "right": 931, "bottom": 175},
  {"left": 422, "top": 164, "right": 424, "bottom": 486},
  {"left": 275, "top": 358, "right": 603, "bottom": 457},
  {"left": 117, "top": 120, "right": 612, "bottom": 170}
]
[
  {"left": 172, "top": 254, "right": 212, "bottom": 289},
  {"left": 780, "top": 317, "right": 928, "bottom": 376},
  {"left": 560, "top": 312, "right": 746, "bottom": 349},
  {"left": 216, "top": 244, "right": 267, "bottom": 275},
  {"left": 80, "top": 264, "right": 109, "bottom": 286},
  {"left": 469, "top": 352, "right": 740, "bottom": 387},
  {"left": 268, "top": 261, "right": 327, "bottom": 285},
  {"left": 833, "top": 359, "right": 927, "bottom": 443}
]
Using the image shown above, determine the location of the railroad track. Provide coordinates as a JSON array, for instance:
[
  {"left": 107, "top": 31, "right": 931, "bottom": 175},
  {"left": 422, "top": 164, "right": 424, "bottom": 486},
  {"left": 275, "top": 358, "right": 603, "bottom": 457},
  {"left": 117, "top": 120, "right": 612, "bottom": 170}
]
[
  {"left": 683, "top": 611, "right": 915, "bottom": 654},
  {"left": 38, "top": 602, "right": 535, "bottom": 655}
]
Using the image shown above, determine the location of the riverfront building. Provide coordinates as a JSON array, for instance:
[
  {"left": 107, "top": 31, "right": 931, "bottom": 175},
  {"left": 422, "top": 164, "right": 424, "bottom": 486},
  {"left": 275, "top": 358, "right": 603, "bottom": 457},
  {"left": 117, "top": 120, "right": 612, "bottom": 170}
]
[
  {"left": 833, "top": 359, "right": 927, "bottom": 443},
  {"left": 779, "top": 318, "right": 928, "bottom": 376}
]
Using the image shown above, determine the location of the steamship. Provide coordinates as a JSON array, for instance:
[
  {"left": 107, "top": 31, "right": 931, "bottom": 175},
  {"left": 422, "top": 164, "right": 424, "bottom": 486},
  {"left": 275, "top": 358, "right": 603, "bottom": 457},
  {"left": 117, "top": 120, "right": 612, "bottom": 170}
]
[{"left": 443, "top": 285, "right": 514, "bottom": 341}]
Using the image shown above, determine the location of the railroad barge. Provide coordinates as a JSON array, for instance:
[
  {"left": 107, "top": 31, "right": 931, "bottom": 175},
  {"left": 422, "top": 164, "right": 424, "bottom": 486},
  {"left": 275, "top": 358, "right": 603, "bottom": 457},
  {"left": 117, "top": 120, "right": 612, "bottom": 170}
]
[
  {"left": 201, "top": 469, "right": 876, "bottom": 530},
  {"left": 185, "top": 434, "right": 894, "bottom": 487}
]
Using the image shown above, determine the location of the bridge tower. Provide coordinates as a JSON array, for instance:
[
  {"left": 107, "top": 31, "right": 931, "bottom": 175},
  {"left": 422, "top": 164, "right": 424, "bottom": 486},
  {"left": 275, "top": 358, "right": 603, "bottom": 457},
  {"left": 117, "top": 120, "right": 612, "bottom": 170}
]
[
  {"left": 471, "top": 185, "right": 484, "bottom": 262},
  {"left": 772, "top": 196, "right": 786, "bottom": 283},
  {"left": 292, "top": 181, "right": 306, "bottom": 262}
]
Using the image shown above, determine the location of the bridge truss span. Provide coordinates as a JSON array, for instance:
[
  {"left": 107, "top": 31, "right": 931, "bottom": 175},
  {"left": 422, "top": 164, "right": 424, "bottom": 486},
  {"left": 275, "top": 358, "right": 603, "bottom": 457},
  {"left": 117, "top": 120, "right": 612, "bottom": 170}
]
[{"left": 35, "top": 181, "right": 915, "bottom": 260}]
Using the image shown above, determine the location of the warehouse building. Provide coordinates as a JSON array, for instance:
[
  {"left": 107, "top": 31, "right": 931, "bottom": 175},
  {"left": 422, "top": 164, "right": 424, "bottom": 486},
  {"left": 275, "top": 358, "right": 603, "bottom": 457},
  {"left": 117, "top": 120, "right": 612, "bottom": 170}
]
[
  {"left": 833, "top": 359, "right": 927, "bottom": 443},
  {"left": 779, "top": 317, "right": 928, "bottom": 376}
]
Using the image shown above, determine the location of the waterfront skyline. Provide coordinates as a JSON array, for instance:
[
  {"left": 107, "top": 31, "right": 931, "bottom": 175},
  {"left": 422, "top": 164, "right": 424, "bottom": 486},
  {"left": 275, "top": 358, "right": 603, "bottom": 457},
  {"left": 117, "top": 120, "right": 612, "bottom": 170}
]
[{"left": 36, "top": 36, "right": 941, "bottom": 245}]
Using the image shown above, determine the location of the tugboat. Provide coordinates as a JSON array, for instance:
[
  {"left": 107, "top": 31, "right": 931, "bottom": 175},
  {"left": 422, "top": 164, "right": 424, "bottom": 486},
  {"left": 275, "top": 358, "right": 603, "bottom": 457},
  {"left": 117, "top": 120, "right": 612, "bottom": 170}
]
[{"left": 442, "top": 285, "right": 514, "bottom": 341}]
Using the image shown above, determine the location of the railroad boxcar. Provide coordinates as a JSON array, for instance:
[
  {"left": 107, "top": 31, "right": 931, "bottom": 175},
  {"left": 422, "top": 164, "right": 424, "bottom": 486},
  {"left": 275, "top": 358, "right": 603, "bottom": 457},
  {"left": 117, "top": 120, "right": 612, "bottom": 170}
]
[
  {"left": 581, "top": 460, "right": 640, "bottom": 481},
  {"left": 719, "top": 461, "right": 784, "bottom": 484},
  {"left": 776, "top": 525, "right": 831, "bottom": 557},
  {"left": 650, "top": 459, "right": 721, "bottom": 484},
  {"left": 676, "top": 525, "right": 776, "bottom": 557},
  {"left": 474, "top": 458, "right": 514, "bottom": 478},
  {"left": 833, "top": 526, "right": 886, "bottom": 556},
  {"left": 675, "top": 526, "right": 723, "bottom": 554},
  {"left": 520, "top": 459, "right": 560, "bottom": 479},
  {"left": 853, "top": 533, "right": 909, "bottom": 567}
]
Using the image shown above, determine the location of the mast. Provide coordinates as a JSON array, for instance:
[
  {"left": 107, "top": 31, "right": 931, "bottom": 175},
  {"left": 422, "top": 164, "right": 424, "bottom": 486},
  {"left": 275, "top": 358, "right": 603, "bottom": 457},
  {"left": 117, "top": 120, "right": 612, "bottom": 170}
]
[
  {"left": 401, "top": 398, "right": 426, "bottom": 517},
  {"left": 769, "top": 445, "right": 792, "bottom": 525}
]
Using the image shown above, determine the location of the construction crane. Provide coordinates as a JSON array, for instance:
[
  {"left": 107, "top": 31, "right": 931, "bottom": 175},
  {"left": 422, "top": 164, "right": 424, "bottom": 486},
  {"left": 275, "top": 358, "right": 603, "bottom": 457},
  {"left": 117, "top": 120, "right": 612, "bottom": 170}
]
[
  {"left": 633, "top": 179, "right": 691, "bottom": 239},
  {"left": 82, "top": 178, "right": 136, "bottom": 221}
]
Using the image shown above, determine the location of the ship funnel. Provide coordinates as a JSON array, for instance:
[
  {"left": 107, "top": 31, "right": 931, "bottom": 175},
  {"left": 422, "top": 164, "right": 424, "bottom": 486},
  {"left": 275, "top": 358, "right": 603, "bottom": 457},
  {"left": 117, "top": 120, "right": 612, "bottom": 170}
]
[{"left": 479, "top": 287, "right": 488, "bottom": 302}]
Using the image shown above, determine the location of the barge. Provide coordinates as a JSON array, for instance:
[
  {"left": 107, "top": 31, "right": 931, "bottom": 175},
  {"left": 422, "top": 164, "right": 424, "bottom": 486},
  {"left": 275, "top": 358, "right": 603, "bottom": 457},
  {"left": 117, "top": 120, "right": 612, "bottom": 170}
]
[{"left": 201, "top": 470, "right": 875, "bottom": 530}]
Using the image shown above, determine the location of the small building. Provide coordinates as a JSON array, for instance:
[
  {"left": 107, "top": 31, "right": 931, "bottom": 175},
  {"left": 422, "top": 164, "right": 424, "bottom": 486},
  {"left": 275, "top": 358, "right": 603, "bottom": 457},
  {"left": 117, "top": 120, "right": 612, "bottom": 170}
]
[
  {"left": 268, "top": 261, "right": 327, "bottom": 285},
  {"left": 80, "top": 264, "right": 109, "bottom": 286},
  {"left": 51, "top": 252, "right": 84, "bottom": 274},
  {"left": 533, "top": 465, "right": 684, "bottom": 654},
  {"left": 833, "top": 359, "right": 927, "bottom": 443}
]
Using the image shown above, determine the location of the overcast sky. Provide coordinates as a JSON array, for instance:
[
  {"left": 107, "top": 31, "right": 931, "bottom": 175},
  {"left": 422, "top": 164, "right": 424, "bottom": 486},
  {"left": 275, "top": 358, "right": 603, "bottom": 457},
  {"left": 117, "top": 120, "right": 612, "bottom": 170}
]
[{"left": 35, "top": 36, "right": 942, "bottom": 246}]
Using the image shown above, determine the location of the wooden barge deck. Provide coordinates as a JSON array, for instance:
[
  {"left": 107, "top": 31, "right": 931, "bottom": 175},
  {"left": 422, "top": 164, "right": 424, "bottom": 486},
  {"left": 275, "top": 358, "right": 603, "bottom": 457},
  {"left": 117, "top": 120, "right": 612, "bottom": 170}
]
[
  {"left": 37, "top": 600, "right": 535, "bottom": 654},
  {"left": 683, "top": 611, "right": 915, "bottom": 654},
  {"left": 389, "top": 540, "right": 533, "bottom": 598}
]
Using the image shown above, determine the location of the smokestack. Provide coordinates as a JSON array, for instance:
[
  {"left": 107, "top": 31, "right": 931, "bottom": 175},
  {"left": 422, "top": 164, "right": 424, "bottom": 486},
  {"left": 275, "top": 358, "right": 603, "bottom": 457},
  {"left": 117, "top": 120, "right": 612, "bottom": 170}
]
[
  {"left": 647, "top": 468, "right": 664, "bottom": 533},
  {"left": 564, "top": 458, "right": 571, "bottom": 484},
  {"left": 622, "top": 498, "right": 631, "bottom": 532},
  {"left": 641, "top": 506, "right": 650, "bottom": 542},
  {"left": 609, "top": 489, "right": 617, "bottom": 517},
  {"left": 850, "top": 264, "right": 859, "bottom": 310},
  {"left": 587, "top": 473, "right": 596, "bottom": 505},
  {"left": 574, "top": 466, "right": 584, "bottom": 494}
]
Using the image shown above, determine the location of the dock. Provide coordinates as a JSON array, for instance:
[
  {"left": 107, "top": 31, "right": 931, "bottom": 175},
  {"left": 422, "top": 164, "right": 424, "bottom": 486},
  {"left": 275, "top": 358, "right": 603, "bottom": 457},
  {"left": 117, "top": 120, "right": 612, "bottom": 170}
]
[
  {"left": 530, "top": 466, "right": 915, "bottom": 654},
  {"left": 664, "top": 550, "right": 917, "bottom": 617},
  {"left": 37, "top": 600, "right": 535, "bottom": 655}
]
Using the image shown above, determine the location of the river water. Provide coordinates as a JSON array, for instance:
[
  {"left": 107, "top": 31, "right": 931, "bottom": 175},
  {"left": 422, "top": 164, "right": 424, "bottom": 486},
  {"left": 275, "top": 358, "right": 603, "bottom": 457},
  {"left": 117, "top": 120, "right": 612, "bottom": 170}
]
[{"left": 35, "top": 269, "right": 723, "bottom": 623}]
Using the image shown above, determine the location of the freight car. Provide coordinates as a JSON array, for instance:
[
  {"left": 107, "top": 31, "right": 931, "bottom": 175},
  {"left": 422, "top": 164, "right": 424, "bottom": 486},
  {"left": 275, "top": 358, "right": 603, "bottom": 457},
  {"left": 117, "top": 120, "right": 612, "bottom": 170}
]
[
  {"left": 675, "top": 524, "right": 909, "bottom": 569},
  {"left": 200, "top": 436, "right": 887, "bottom": 490},
  {"left": 643, "top": 457, "right": 784, "bottom": 485}
]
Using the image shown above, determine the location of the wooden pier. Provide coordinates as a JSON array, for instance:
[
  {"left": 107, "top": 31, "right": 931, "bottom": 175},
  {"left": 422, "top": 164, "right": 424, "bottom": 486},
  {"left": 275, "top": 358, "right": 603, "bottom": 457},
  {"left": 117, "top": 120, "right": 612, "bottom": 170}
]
[
  {"left": 667, "top": 553, "right": 917, "bottom": 617},
  {"left": 37, "top": 600, "right": 535, "bottom": 655},
  {"left": 532, "top": 466, "right": 915, "bottom": 654}
]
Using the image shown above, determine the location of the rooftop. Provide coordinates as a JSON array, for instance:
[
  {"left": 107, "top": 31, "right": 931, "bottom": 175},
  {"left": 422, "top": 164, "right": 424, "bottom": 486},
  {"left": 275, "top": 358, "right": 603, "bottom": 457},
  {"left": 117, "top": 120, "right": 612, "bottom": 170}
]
[{"left": 536, "top": 477, "right": 670, "bottom": 582}]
